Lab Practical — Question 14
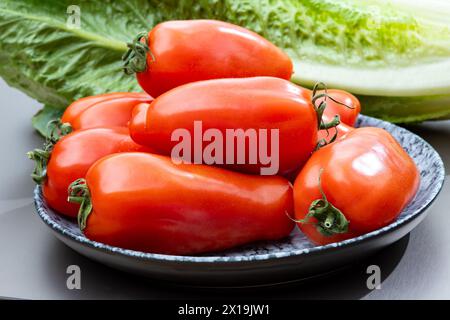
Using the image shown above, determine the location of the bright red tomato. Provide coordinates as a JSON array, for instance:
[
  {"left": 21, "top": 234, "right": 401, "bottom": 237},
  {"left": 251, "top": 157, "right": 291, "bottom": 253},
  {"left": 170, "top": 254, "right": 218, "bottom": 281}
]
[
  {"left": 62, "top": 92, "right": 150, "bottom": 123},
  {"left": 35, "top": 127, "right": 151, "bottom": 217},
  {"left": 69, "top": 152, "right": 295, "bottom": 255},
  {"left": 61, "top": 93, "right": 152, "bottom": 130},
  {"left": 298, "top": 87, "right": 359, "bottom": 146},
  {"left": 129, "top": 77, "right": 318, "bottom": 177},
  {"left": 293, "top": 127, "right": 419, "bottom": 245},
  {"left": 129, "top": 103, "right": 150, "bottom": 145},
  {"left": 123, "top": 20, "right": 293, "bottom": 97},
  {"left": 318, "top": 89, "right": 361, "bottom": 126}
]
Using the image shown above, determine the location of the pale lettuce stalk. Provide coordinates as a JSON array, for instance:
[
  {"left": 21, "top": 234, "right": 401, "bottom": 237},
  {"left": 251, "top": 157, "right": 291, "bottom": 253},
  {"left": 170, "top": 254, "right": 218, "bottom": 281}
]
[{"left": 289, "top": 0, "right": 450, "bottom": 123}]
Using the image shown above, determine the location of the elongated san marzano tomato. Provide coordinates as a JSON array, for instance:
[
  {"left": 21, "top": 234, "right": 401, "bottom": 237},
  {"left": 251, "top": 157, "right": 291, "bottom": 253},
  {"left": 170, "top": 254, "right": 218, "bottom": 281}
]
[
  {"left": 69, "top": 153, "right": 295, "bottom": 255},
  {"left": 62, "top": 92, "right": 150, "bottom": 123},
  {"left": 293, "top": 127, "right": 420, "bottom": 245},
  {"left": 61, "top": 92, "right": 152, "bottom": 130},
  {"left": 37, "top": 127, "right": 151, "bottom": 217},
  {"left": 129, "top": 77, "right": 318, "bottom": 176},
  {"left": 123, "top": 20, "right": 293, "bottom": 97}
]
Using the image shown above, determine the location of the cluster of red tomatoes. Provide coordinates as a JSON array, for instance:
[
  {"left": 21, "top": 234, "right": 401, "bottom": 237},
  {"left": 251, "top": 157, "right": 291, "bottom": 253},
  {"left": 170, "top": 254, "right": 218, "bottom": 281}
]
[{"left": 29, "top": 20, "right": 419, "bottom": 255}]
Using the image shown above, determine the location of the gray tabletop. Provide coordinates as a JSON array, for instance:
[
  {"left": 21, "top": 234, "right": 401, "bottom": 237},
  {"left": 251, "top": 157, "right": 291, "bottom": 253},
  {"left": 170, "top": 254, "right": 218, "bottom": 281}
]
[{"left": 0, "top": 78, "right": 449, "bottom": 300}]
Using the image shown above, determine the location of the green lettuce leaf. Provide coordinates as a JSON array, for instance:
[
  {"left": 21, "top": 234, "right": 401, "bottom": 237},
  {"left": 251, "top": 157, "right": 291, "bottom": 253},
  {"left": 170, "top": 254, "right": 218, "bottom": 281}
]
[
  {"left": 0, "top": 0, "right": 449, "bottom": 135},
  {"left": 0, "top": 0, "right": 142, "bottom": 108},
  {"left": 31, "top": 104, "right": 64, "bottom": 137},
  {"left": 360, "top": 93, "right": 450, "bottom": 123}
]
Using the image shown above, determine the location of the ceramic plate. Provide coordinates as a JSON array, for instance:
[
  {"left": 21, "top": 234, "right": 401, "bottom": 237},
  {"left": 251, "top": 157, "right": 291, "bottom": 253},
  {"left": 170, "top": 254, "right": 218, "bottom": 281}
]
[{"left": 33, "top": 115, "right": 445, "bottom": 286}]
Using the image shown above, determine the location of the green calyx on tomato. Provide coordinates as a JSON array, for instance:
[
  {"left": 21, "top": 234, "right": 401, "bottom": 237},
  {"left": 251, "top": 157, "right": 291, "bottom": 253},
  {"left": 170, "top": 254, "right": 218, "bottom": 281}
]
[
  {"left": 296, "top": 169, "right": 349, "bottom": 237},
  {"left": 68, "top": 178, "right": 92, "bottom": 231},
  {"left": 27, "top": 119, "right": 72, "bottom": 184},
  {"left": 122, "top": 32, "right": 153, "bottom": 75}
]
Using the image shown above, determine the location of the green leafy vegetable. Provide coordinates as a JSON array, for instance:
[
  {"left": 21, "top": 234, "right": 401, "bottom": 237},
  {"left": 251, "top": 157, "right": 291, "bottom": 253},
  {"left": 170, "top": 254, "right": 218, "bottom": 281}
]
[
  {"left": 0, "top": 0, "right": 449, "bottom": 135},
  {"left": 0, "top": 0, "right": 143, "bottom": 133},
  {"left": 31, "top": 105, "right": 64, "bottom": 137},
  {"left": 360, "top": 93, "right": 450, "bottom": 123}
]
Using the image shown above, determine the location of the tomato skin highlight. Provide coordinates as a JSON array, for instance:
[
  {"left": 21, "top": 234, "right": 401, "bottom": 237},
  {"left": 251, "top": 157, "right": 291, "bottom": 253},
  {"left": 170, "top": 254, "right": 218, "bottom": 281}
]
[
  {"left": 129, "top": 77, "right": 317, "bottom": 177},
  {"left": 294, "top": 127, "right": 420, "bottom": 245},
  {"left": 136, "top": 20, "right": 293, "bottom": 97},
  {"left": 61, "top": 93, "right": 152, "bottom": 130},
  {"left": 43, "top": 127, "right": 150, "bottom": 217},
  {"left": 82, "top": 152, "right": 295, "bottom": 255}
]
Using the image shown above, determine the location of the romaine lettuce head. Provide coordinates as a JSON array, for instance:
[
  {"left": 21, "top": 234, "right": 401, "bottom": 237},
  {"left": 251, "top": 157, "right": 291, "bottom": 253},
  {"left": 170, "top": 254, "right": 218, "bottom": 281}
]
[{"left": 0, "top": 0, "right": 449, "bottom": 136}]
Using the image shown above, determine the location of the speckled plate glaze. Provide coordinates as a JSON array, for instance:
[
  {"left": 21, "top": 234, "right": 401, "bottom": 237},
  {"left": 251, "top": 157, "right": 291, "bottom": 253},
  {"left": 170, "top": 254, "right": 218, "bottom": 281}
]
[{"left": 33, "top": 115, "right": 445, "bottom": 286}]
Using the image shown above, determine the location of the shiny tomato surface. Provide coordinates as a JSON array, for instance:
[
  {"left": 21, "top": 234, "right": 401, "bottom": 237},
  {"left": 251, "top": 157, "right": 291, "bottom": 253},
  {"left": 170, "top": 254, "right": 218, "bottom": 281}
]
[
  {"left": 135, "top": 20, "right": 293, "bottom": 97},
  {"left": 294, "top": 127, "right": 420, "bottom": 245},
  {"left": 81, "top": 152, "right": 295, "bottom": 255},
  {"left": 61, "top": 93, "right": 152, "bottom": 130},
  {"left": 129, "top": 77, "right": 317, "bottom": 177},
  {"left": 43, "top": 127, "right": 150, "bottom": 217}
]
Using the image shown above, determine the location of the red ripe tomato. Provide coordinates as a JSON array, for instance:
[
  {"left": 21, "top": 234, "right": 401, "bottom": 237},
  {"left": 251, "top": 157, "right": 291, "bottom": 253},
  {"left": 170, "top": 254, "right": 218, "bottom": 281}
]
[
  {"left": 39, "top": 127, "right": 151, "bottom": 217},
  {"left": 319, "top": 89, "right": 361, "bottom": 126},
  {"left": 317, "top": 115, "right": 353, "bottom": 143},
  {"left": 123, "top": 20, "right": 293, "bottom": 97},
  {"left": 68, "top": 152, "right": 294, "bottom": 255},
  {"left": 296, "top": 86, "right": 359, "bottom": 146},
  {"left": 129, "top": 77, "right": 318, "bottom": 177},
  {"left": 128, "top": 103, "right": 150, "bottom": 145},
  {"left": 293, "top": 127, "right": 420, "bottom": 245},
  {"left": 61, "top": 93, "right": 152, "bottom": 130}
]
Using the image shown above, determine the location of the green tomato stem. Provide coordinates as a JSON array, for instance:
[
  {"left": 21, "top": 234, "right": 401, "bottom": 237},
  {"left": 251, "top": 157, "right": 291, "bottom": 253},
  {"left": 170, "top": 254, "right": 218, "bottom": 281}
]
[{"left": 68, "top": 178, "right": 92, "bottom": 232}]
